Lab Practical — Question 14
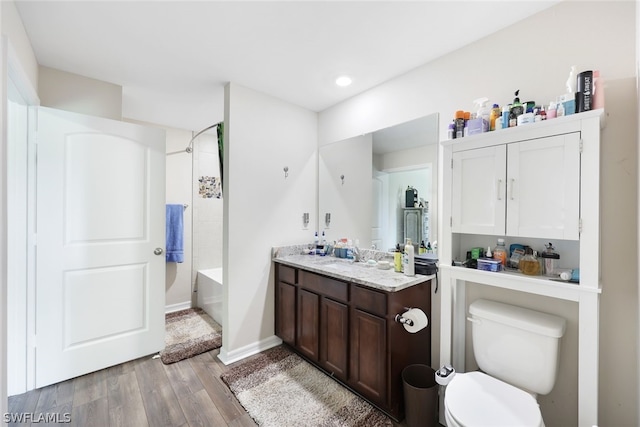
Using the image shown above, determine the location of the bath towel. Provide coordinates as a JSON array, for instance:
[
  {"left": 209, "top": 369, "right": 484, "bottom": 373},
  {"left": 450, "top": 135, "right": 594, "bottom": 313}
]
[{"left": 166, "top": 204, "right": 184, "bottom": 263}]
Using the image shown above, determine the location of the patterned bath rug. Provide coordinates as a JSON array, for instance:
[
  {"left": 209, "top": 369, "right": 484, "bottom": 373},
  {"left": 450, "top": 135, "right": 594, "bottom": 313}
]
[
  {"left": 220, "top": 345, "right": 393, "bottom": 427},
  {"left": 160, "top": 307, "right": 222, "bottom": 364}
]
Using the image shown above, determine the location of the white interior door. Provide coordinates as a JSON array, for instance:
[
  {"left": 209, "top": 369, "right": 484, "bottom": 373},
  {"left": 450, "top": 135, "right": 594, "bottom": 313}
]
[{"left": 35, "top": 107, "right": 166, "bottom": 388}]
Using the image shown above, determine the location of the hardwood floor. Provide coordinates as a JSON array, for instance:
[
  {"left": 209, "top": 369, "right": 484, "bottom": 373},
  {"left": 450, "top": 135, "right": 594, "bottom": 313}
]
[
  {"left": 8, "top": 349, "right": 257, "bottom": 427},
  {"left": 8, "top": 348, "right": 411, "bottom": 427}
]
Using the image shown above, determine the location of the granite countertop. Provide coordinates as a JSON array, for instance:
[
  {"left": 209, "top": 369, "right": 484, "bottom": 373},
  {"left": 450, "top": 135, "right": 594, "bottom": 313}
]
[{"left": 273, "top": 253, "right": 434, "bottom": 292}]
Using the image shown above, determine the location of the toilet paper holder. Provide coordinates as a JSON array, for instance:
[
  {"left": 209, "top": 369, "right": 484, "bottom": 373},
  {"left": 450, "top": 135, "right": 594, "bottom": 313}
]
[{"left": 395, "top": 309, "right": 415, "bottom": 327}]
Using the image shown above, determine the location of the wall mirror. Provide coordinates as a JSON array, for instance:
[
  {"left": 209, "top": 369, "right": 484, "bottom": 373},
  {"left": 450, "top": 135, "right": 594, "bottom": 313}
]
[{"left": 319, "top": 113, "right": 439, "bottom": 252}]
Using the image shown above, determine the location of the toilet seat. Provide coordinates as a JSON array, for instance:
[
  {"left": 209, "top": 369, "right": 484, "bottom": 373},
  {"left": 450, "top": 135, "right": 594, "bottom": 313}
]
[{"left": 445, "top": 371, "right": 544, "bottom": 427}]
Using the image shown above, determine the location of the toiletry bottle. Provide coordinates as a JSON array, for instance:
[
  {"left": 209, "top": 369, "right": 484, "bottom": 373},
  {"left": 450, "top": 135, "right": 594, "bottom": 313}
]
[
  {"left": 486, "top": 246, "right": 492, "bottom": 258},
  {"left": 493, "top": 238, "right": 507, "bottom": 267},
  {"left": 427, "top": 242, "right": 433, "bottom": 254},
  {"left": 447, "top": 122, "right": 455, "bottom": 140},
  {"left": 519, "top": 247, "right": 540, "bottom": 276},
  {"left": 403, "top": 238, "right": 415, "bottom": 277},
  {"left": 509, "top": 90, "right": 524, "bottom": 127},
  {"left": 419, "top": 240, "right": 427, "bottom": 254},
  {"left": 394, "top": 244, "right": 402, "bottom": 272},
  {"left": 557, "top": 99, "right": 565, "bottom": 117},
  {"left": 501, "top": 105, "right": 510, "bottom": 129},
  {"left": 547, "top": 101, "right": 557, "bottom": 119},
  {"left": 489, "top": 103, "right": 501, "bottom": 131},
  {"left": 463, "top": 111, "right": 471, "bottom": 136},
  {"left": 454, "top": 110, "right": 465, "bottom": 139},
  {"left": 593, "top": 70, "right": 605, "bottom": 110},
  {"left": 313, "top": 231, "right": 319, "bottom": 254},
  {"left": 474, "top": 97, "right": 491, "bottom": 133}
]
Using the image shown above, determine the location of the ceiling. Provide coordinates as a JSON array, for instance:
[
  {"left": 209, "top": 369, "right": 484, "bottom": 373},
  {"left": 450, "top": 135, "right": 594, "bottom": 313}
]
[{"left": 15, "top": 1, "right": 560, "bottom": 133}]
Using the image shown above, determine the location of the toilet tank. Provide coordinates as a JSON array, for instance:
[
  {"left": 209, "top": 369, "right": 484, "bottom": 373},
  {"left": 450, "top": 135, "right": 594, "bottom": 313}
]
[{"left": 469, "top": 299, "right": 566, "bottom": 395}]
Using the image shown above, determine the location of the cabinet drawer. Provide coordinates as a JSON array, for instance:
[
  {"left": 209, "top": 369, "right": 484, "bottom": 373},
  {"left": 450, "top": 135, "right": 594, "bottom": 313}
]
[
  {"left": 352, "top": 286, "right": 387, "bottom": 317},
  {"left": 299, "top": 270, "right": 348, "bottom": 302},
  {"left": 278, "top": 264, "right": 296, "bottom": 284}
]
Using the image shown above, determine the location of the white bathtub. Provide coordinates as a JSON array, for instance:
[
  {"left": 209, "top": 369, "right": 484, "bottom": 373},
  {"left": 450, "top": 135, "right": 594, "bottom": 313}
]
[{"left": 197, "top": 268, "right": 223, "bottom": 327}]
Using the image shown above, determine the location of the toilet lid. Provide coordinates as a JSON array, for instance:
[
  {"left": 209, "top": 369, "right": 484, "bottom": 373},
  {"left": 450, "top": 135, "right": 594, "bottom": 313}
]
[{"left": 446, "top": 371, "right": 543, "bottom": 427}]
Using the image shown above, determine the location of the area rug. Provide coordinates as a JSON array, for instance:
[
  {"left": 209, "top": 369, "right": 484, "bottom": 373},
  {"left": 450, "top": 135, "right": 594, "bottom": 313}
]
[
  {"left": 220, "top": 346, "right": 393, "bottom": 427},
  {"left": 159, "top": 307, "right": 222, "bottom": 364}
]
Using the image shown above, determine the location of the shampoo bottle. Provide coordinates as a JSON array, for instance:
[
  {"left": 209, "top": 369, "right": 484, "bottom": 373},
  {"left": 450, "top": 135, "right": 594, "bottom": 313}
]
[
  {"left": 489, "top": 103, "right": 501, "bottom": 131},
  {"left": 403, "top": 239, "right": 415, "bottom": 277}
]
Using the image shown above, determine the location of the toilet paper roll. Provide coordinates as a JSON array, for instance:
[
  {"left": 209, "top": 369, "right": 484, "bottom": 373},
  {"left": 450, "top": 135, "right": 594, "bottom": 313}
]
[{"left": 402, "top": 308, "right": 428, "bottom": 333}]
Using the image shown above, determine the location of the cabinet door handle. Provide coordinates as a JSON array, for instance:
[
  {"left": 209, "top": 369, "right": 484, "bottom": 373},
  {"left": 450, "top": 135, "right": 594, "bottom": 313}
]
[
  {"left": 510, "top": 178, "right": 516, "bottom": 200},
  {"left": 497, "top": 179, "right": 503, "bottom": 200}
]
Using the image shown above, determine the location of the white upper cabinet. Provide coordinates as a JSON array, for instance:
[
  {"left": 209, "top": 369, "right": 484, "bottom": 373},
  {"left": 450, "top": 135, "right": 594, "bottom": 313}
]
[
  {"left": 506, "top": 133, "right": 580, "bottom": 239},
  {"left": 452, "top": 145, "right": 506, "bottom": 235},
  {"left": 451, "top": 132, "right": 580, "bottom": 240}
]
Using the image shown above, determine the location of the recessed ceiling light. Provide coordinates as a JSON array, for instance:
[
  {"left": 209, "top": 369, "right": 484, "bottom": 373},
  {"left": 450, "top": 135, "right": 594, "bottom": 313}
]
[{"left": 335, "top": 75, "right": 352, "bottom": 87}]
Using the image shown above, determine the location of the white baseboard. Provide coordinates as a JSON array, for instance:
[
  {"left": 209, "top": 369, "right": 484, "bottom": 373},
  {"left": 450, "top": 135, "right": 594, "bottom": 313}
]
[
  {"left": 165, "top": 301, "right": 192, "bottom": 314},
  {"left": 217, "top": 335, "right": 283, "bottom": 365}
]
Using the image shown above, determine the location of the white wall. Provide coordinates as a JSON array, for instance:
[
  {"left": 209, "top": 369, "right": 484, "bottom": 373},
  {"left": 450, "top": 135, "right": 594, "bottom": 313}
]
[
  {"left": 1, "top": 1, "right": 38, "bottom": 416},
  {"left": 221, "top": 82, "right": 317, "bottom": 362},
  {"left": 319, "top": 2, "right": 638, "bottom": 426},
  {"left": 38, "top": 66, "right": 122, "bottom": 121},
  {"left": 1, "top": 1, "right": 37, "bottom": 92},
  {"left": 0, "top": 25, "right": 8, "bottom": 427},
  {"left": 319, "top": 134, "right": 372, "bottom": 247}
]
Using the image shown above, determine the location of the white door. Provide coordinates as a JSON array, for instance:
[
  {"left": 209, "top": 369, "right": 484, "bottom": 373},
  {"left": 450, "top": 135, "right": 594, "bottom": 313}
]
[
  {"left": 451, "top": 145, "right": 507, "bottom": 235},
  {"left": 506, "top": 133, "right": 580, "bottom": 239},
  {"left": 35, "top": 107, "right": 166, "bottom": 388}
]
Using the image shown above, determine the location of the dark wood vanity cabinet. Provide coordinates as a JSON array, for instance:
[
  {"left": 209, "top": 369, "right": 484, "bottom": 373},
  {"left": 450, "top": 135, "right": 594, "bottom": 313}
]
[
  {"left": 274, "top": 262, "right": 431, "bottom": 421},
  {"left": 275, "top": 266, "right": 296, "bottom": 346},
  {"left": 320, "top": 297, "right": 349, "bottom": 381},
  {"left": 350, "top": 307, "right": 387, "bottom": 404}
]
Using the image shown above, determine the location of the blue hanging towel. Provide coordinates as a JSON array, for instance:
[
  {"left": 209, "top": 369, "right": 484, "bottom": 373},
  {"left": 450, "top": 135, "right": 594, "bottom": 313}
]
[{"left": 166, "top": 204, "right": 184, "bottom": 263}]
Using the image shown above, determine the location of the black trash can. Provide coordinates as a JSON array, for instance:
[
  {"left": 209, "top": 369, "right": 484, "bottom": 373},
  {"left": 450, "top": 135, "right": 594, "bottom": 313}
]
[{"left": 402, "top": 364, "right": 438, "bottom": 427}]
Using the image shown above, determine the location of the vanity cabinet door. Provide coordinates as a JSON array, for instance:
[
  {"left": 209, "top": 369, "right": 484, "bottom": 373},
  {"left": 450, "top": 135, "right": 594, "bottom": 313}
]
[
  {"left": 350, "top": 309, "right": 387, "bottom": 405},
  {"left": 297, "top": 288, "right": 320, "bottom": 362},
  {"left": 320, "top": 298, "right": 349, "bottom": 381},
  {"left": 276, "top": 281, "right": 296, "bottom": 346}
]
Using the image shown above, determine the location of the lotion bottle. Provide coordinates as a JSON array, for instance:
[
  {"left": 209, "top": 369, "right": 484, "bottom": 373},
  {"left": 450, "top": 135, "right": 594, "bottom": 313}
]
[{"left": 403, "top": 238, "right": 415, "bottom": 277}]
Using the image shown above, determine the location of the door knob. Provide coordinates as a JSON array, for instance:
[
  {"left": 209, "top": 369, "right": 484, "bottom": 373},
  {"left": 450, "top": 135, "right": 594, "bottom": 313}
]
[{"left": 154, "top": 248, "right": 164, "bottom": 255}]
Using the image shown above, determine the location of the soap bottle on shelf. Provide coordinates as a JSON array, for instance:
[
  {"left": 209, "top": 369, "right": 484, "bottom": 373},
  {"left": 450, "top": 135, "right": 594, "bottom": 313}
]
[
  {"left": 419, "top": 240, "right": 427, "bottom": 254},
  {"left": 403, "top": 238, "right": 415, "bottom": 277},
  {"left": 519, "top": 247, "right": 540, "bottom": 276}
]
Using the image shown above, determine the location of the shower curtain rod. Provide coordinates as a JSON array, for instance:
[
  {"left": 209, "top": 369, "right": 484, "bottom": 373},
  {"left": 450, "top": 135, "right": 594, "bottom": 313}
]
[{"left": 185, "top": 122, "right": 222, "bottom": 153}]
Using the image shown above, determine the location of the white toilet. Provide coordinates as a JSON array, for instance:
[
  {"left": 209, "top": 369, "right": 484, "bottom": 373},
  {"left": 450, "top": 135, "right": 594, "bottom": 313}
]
[{"left": 444, "top": 299, "right": 566, "bottom": 427}]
